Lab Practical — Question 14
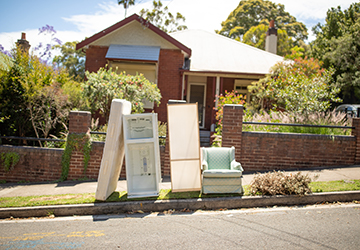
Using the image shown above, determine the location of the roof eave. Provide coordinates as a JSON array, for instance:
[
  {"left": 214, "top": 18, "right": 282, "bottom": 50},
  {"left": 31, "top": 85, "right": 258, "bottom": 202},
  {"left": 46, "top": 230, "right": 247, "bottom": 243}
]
[{"left": 181, "top": 69, "right": 266, "bottom": 77}]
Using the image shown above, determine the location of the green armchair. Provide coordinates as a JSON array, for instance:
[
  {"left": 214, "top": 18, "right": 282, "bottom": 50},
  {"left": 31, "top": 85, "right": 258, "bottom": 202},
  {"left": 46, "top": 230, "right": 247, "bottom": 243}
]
[{"left": 201, "top": 146, "right": 244, "bottom": 194}]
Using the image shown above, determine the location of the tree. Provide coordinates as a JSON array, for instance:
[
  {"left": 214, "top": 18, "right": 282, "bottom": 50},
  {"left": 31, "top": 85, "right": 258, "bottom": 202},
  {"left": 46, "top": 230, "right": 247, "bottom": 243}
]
[
  {"left": 82, "top": 67, "right": 162, "bottom": 122},
  {"left": 217, "top": 0, "right": 307, "bottom": 50},
  {"left": 34, "top": 25, "right": 62, "bottom": 64},
  {"left": 0, "top": 49, "right": 31, "bottom": 139},
  {"left": 310, "top": 3, "right": 360, "bottom": 104},
  {"left": 0, "top": 47, "right": 75, "bottom": 145},
  {"left": 242, "top": 22, "right": 293, "bottom": 56},
  {"left": 118, "top": 0, "right": 135, "bottom": 18},
  {"left": 248, "top": 57, "right": 341, "bottom": 114},
  {"left": 53, "top": 41, "right": 86, "bottom": 81},
  {"left": 139, "top": 0, "right": 187, "bottom": 33}
]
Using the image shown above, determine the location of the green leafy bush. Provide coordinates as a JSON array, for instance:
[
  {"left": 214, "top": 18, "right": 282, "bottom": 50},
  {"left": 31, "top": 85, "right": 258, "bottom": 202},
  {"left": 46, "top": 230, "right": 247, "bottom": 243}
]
[
  {"left": 250, "top": 171, "right": 313, "bottom": 196},
  {"left": 248, "top": 56, "right": 341, "bottom": 114},
  {"left": 0, "top": 152, "right": 20, "bottom": 172},
  {"left": 158, "top": 121, "right": 167, "bottom": 146},
  {"left": 82, "top": 67, "right": 162, "bottom": 122}
]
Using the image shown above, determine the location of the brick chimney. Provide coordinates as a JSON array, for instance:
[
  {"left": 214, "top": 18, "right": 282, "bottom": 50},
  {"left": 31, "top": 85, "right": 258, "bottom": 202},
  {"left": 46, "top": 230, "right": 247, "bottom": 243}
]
[
  {"left": 16, "top": 32, "right": 31, "bottom": 53},
  {"left": 265, "top": 20, "right": 277, "bottom": 54}
]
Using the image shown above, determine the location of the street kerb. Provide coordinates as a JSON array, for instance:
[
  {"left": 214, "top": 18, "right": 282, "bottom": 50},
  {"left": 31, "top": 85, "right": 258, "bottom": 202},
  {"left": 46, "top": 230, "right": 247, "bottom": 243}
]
[{"left": 1, "top": 191, "right": 360, "bottom": 219}]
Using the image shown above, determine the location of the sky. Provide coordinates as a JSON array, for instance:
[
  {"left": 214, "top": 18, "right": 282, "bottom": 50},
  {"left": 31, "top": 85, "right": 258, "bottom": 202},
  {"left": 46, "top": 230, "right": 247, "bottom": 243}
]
[{"left": 0, "top": 0, "right": 356, "bottom": 56}]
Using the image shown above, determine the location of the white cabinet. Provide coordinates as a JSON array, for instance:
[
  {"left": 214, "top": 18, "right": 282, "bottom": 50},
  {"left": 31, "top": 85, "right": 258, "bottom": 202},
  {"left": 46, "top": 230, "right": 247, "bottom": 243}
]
[{"left": 123, "top": 113, "right": 161, "bottom": 198}]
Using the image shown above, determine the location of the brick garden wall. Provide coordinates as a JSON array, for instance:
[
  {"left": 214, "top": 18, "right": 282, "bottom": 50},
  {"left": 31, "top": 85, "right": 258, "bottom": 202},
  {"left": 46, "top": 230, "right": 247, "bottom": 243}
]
[
  {"left": 0, "top": 145, "right": 63, "bottom": 182},
  {"left": 222, "top": 104, "right": 360, "bottom": 172},
  {"left": 0, "top": 111, "right": 168, "bottom": 183},
  {"left": 1, "top": 107, "right": 359, "bottom": 183}
]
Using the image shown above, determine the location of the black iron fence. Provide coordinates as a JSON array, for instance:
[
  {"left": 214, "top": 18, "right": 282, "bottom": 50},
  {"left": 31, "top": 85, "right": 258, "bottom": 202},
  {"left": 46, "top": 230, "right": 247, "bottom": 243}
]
[{"left": 243, "top": 121, "right": 355, "bottom": 130}]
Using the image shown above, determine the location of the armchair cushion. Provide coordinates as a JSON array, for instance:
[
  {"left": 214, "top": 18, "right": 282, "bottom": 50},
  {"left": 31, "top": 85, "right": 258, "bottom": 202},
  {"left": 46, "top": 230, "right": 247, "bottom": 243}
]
[
  {"left": 202, "top": 177, "right": 241, "bottom": 186},
  {"left": 203, "top": 169, "right": 242, "bottom": 178},
  {"left": 206, "top": 147, "right": 232, "bottom": 170}
]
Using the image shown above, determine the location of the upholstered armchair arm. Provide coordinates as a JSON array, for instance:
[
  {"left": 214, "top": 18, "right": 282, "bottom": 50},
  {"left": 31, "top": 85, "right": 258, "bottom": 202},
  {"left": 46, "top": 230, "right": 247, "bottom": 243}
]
[
  {"left": 201, "top": 160, "right": 208, "bottom": 171},
  {"left": 231, "top": 160, "right": 243, "bottom": 172}
]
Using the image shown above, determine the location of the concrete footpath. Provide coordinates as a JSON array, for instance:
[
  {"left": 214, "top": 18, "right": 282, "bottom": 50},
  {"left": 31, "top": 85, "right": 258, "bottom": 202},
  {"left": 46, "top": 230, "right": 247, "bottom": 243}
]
[{"left": 0, "top": 166, "right": 360, "bottom": 219}]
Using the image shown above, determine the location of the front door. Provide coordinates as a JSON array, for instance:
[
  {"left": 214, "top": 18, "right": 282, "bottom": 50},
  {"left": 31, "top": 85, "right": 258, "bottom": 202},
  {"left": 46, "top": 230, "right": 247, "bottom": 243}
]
[{"left": 187, "top": 83, "right": 206, "bottom": 128}]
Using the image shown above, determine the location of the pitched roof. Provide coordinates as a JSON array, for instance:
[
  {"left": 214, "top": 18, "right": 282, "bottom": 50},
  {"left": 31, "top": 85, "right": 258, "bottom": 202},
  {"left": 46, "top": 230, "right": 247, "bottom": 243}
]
[
  {"left": 76, "top": 14, "right": 191, "bottom": 57},
  {"left": 171, "top": 29, "right": 284, "bottom": 75}
]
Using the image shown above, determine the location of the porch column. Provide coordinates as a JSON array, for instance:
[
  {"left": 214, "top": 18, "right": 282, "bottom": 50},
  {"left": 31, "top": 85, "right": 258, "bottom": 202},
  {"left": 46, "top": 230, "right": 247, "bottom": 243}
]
[
  {"left": 215, "top": 76, "right": 220, "bottom": 108},
  {"left": 181, "top": 73, "right": 185, "bottom": 100}
]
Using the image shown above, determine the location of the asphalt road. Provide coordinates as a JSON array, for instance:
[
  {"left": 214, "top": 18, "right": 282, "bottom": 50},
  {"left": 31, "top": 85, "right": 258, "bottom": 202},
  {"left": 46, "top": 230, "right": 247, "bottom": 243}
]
[{"left": 0, "top": 203, "right": 359, "bottom": 249}]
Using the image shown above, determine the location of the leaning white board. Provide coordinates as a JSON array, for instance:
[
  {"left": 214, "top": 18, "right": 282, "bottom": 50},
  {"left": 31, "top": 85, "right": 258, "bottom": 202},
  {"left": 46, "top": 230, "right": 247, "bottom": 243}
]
[
  {"left": 167, "top": 103, "right": 201, "bottom": 192},
  {"left": 95, "top": 99, "right": 131, "bottom": 201}
]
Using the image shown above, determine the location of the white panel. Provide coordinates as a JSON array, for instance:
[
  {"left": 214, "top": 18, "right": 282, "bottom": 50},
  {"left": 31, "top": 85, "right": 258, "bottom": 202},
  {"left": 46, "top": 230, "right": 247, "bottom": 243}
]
[
  {"left": 168, "top": 104, "right": 200, "bottom": 160},
  {"left": 168, "top": 103, "right": 201, "bottom": 192},
  {"left": 95, "top": 99, "right": 131, "bottom": 201},
  {"left": 123, "top": 113, "right": 161, "bottom": 198},
  {"left": 170, "top": 160, "right": 201, "bottom": 191}
]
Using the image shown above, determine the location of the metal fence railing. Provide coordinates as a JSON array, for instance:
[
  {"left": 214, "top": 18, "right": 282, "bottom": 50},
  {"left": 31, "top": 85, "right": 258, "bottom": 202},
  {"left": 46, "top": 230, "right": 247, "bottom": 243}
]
[
  {"left": 0, "top": 136, "right": 66, "bottom": 143},
  {"left": 242, "top": 121, "right": 355, "bottom": 130}
]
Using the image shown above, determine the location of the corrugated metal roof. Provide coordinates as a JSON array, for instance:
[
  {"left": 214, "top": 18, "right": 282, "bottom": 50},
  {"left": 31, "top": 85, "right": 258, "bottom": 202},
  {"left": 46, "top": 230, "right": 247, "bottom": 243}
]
[
  {"left": 105, "top": 44, "right": 160, "bottom": 61},
  {"left": 171, "top": 30, "right": 284, "bottom": 75}
]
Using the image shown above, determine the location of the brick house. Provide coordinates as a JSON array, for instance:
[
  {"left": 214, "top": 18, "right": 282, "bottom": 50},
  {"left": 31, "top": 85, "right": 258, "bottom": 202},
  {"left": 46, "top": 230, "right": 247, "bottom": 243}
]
[{"left": 76, "top": 14, "right": 283, "bottom": 145}]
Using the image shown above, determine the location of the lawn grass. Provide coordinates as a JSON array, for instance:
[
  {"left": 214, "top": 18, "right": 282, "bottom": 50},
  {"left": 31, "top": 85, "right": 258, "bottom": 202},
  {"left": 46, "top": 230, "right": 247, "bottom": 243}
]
[
  {"left": 309, "top": 180, "right": 360, "bottom": 193},
  {"left": 0, "top": 180, "right": 359, "bottom": 208}
]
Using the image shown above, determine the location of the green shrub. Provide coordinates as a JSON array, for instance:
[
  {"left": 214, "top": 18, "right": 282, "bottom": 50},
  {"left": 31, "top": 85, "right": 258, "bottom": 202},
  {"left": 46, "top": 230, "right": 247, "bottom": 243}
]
[
  {"left": 250, "top": 171, "right": 313, "bottom": 196},
  {"left": 0, "top": 152, "right": 20, "bottom": 172},
  {"left": 158, "top": 121, "right": 167, "bottom": 146}
]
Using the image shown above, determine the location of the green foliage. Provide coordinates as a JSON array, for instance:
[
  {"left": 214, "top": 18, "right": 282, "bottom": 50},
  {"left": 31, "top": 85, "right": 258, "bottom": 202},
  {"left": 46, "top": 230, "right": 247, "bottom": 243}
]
[
  {"left": 0, "top": 49, "right": 33, "bottom": 138},
  {"left": 242, "top": 23, "right": 293, "bottom": 56},
  {"left": 0, "top": 152, "right": 20, "bottom": 172},
  {"left": 60, "top": 133, "right": 92, "bottom": 181},
  {"left": 118, "top": 0, "right": 135, "bottom": 17},
  {"left": 217, "top": 0, "right": 308, "bottom": 49},
  {"left": 90, "top": 118, "right": 107, "bottom": 142},
  {"left": 310, "top": 2, "right": 360, "bottom": 103},
  {"left": 0, "top": 47, "right": 83, "bottom": 145},
  {"left": 61, "top": 80, "right": 89, "bottom": 111},
  {"left": 82, "top": 67, "right": 162, "bottom": 121},
  {"left": 212, "top": 91, "right": 245, "bottom": 147},
  {"left": 248, "top": 57, "right": 341, "bottom": 114},
  {"left": 139, "top": 0, "right": 187, "bottom": 33},
  {"left": 243, "top": 110, "right": 351, "bottom": 136},
  {"left": 53, "top": 41, "right": 86, "bottom": 82},
  {"left": 285, "top": 46, "right": 306, "bottom": 60},
  {"left": 310, "top": 180, "right": 360, "bottom": 193},
  {"left": 158, "top": 121, "right": 167, "bottom": 146},
  {"left": 250, "top": 171, "right": 313, "bottom": 196}
]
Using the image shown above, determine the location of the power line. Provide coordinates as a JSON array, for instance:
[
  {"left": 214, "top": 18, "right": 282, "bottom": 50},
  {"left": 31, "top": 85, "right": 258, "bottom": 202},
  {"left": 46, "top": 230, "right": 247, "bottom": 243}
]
[{"left": 165, "top": 0, "right": 175, "bottom": 8}]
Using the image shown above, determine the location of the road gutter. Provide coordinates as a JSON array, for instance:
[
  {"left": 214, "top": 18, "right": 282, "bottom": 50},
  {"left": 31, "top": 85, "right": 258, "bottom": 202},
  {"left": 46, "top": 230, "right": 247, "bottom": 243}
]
[{"left": 1, "top": 191, "right": 359, "bottom": 219}]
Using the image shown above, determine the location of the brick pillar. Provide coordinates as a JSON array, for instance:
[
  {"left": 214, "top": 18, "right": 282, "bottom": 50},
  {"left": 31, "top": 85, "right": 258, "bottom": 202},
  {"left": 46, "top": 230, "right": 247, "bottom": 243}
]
[
  {"left": 352, "top": 118, "right": 360, "bottom": 164},
  {"left": 67, "top": 111, "right": 92, "bottom": 180},
  {"left": 222, "top": 104, "right": 243, "bottom": 161},
  {"left": 69, "top": 111, "right": 91, "bottom": 134}
]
